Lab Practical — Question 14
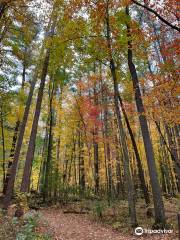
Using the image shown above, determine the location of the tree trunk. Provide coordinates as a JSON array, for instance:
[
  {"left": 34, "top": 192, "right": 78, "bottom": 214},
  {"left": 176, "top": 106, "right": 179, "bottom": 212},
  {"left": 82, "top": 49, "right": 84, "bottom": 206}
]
[
  {"left": 93, "top": 138, "right": 99, "bottom": 194},
  {"left": 126, "top": 7, "right": 166, "bottom": 227},
  {"left": 0, "top": 108, "right": 6, "bottom": 188},
  {"left": 93, "top": 84, "right": 99, "bottom": 194},
  {"left": 165, "top": 124, "right": 180, "bottom": 192},
  {"left": 110, "top": 57, "right": 137, "bottom": 227},
  {"left": 72, "top": 136, "right": 77, "bottom": 186},
  {"left": 43, "top": 80, "right": 55, "bottom": 201},
  {"left": 174, "top": 124, "right": 180, "bottom": 159},
  {"left": 54, "top": 136, "right": 60, "bottom": 199},
  {"left": 78, "top": 131, "right": 85, "bottom": 190},
  {"left": 118, "top": 93, "right": 150, "bottom": 205},
  {"left": 114, "top": 129, "right": 124, "bottom": 198},
  {"left": 3, "top": 73, "right": 37, "bottom": 209},
  {"left": 38, "top": 117, "right": 49, "bottom": 193},
  {"left": 105, "top": 4, "right": 137, "bottom": 227},
  {"left": 159, "top": 137, "right": 172, "bottom": 194},
  {"left": 20, "top": 48, "right": 50, "bottom": 193},
  {"left": 155, "top": 121, "right": 179, "bottom": 194},
  {"left": 3, "top": 55, "right": 26, "bottom": 194},
  {"left": 103, "top": 90, "right": 112, "bottom": 196},
  {"left": 3, "top": 120, "right": 20, "bottom": 194}
]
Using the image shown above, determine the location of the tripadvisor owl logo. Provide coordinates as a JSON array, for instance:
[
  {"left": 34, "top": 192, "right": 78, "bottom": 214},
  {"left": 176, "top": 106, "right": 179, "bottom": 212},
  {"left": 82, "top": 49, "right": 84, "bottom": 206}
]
[
  {"left": 135, "top": 227, "right": 143, "bottom": 236},
  {"left": 134, "top": 227, "right": 173, "bottom": 236}
]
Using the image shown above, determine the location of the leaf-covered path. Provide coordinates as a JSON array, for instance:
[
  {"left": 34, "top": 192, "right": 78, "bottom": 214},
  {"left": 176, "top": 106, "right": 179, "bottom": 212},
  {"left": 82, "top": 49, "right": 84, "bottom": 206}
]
[{"left": 39, "top": 208, "right": 175, "bottom": 240}]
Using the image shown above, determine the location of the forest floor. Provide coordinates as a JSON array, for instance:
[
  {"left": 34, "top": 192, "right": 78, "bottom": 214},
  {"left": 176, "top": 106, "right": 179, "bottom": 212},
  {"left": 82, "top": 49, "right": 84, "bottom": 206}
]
[
  {"left": 0, "top": 195, "right": 179, "bottom": 239},
  {"left": 38, "top": 207, "right": 178, "bottom": 240}
]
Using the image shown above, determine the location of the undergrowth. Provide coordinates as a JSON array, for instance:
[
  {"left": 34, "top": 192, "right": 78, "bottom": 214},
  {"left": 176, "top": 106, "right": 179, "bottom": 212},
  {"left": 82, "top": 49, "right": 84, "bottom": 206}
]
[{"left": 0, "top": 210, "right": 52, "bottom": 240}]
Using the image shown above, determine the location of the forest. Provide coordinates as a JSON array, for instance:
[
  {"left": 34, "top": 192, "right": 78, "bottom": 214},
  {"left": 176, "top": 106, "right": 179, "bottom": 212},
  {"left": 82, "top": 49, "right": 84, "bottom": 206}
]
[{"left": 0, "top": 0, "right": 179, "bottom": 239}]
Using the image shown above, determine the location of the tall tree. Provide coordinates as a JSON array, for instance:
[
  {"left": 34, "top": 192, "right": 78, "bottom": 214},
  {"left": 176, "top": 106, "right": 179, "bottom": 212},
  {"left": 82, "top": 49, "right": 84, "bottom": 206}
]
[
  {"left": 20, "top": 47, "right": 51, "bottom": 192},
  {"left": 3, "top": 72, "right": 38, "bottom": 209},
  {"left": 105, "top": 1, "right": 137, "bottom": 227},
  {"left": 126, "top": 7, "right": 166, "bottom": 227}
]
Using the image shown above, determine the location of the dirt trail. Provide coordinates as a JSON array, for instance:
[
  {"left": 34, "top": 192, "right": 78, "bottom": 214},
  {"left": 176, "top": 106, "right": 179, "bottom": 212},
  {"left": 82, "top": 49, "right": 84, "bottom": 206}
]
[{"left": 40, "top": 208, "right": 176, "bottom": 240}]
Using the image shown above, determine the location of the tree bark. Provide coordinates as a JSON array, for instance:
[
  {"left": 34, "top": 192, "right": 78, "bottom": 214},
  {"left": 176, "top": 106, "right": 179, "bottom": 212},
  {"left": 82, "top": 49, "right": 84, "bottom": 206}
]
[
  {"left": 93, "top": 138, "right": 99, "bottom": 194},
  {"left": 0, "top": 108, "right": 6, "bottom": 188},
  {"left": 110, "top": 57, "right": 137, "bottom": 227},
  {"left": 44, "top": 80, "right": 55, "bottom": 201},
  {"left": 54, "top": 136, "right": 61, "bottom": 199},
  {"left": 174, "top": 124, "right": 180, "bottom": 159},
  {"left": 3, "top": 73, "right": 37, "bottom": 209},
  {"left": 126, "top": 7, "right": 166, "bottom": 227},
  {"left": 105, "top": 3, "right": 137, "bottom": 227},
  {"left": 3, "top": 55, "right": 26, "bottom": 194},
  {"left": 3, "top": 120, "right": 20, "bottom": 194},
  {"left": 20, "top": 48, "right": 50, "bottom": 193},
  {"left": 93, "top": 84, "right": 99, "bottom": 194},
  {"left": 114, "top": 127, "right": 124, "bottom": 198},
  {"left": 165, "top": 124, "right": 180, "bottom": 192},
  {"left": 118, "top": 93, "right": 150, "bottom": 205},
  {"left": 78, "top": 130, "right": 85, "bottom": 190},
  {"left": 103, "top": 89, "right": 112, "bottom": 196}
]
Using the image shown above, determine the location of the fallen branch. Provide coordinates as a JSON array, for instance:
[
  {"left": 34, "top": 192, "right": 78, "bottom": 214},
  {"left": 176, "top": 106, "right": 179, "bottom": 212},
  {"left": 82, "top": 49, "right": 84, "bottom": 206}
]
[{"left": 63, "top": 209, "right": 89, "bottom": 214}]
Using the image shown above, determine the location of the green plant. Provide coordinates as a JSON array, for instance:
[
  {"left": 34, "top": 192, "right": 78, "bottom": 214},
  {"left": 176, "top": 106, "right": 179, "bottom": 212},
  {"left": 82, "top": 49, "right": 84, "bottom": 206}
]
[
  {"left": 92, "top": 201, "right": 105, "bottom": 219},
  {"left": 15, "top": 212, "right": 52, "bottom": 240}
]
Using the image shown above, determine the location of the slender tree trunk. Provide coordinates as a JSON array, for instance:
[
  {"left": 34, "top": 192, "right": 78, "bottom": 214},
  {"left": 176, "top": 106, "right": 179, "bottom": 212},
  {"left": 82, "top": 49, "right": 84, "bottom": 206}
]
[
  {"left": 165, "top": 124, "right": 180, "bottom": 192},
  {"left": 3, "top": 120, "right": 20, "bottom": 194},
  {"left": 105, "top": 3, "right": 137, "bottom": 227},
  {"left": 70, "top": 135, "right": 77, "bottom": 186},
  {"left": 146, "top": 21, "right": 179, "bottom": 195},
  {"left": 0, "top": 109, "right": 6, "bottom": 188},
  {"left": 73, "top": 144, "right": 77, "bottom": 186},
  {"left": 114, "top": 129, "right": 124, "bottom": 198},
  {"left": 93, "top": 136, "right": 99, "bottom": 194},
  {"left": 8, "top": 121, "right": 20, "bottom": 161},
  {"left": 3, "top": 56, "right": 26, "bottom": 194},
  {"left": 107, "top": 142, "right": 112, "bottom": 195},
  {"left": 101, "top": 101, "right": 110, "bottom": 195},
  {"left": 78, "top": 131, "right": 85, "bottom": 190},
  {"left": 103, "top": 90, "right": 112, "bottom": 195},
  {"left": 43, "top": 80, "right": 55, "bottom": 201},
  {"left": 155, "top": 121, "right": 180, "bottom": 193},
  {"left": 20, "top": 48, "right": 50, "bottom": 193},
  {"left": 126, "top": 7, "right": 166, "bottom": 227},
  {"left": 174, "top": 124, "right": 180, "bottom": 159},
  {"left": 63, "top": 150, "right": 69, "bottom": 184},
  {"left": 159, "top": 137, "right": 172, "bottom": 194},
  {"left": 54, "top": 136, "right": 60, "bottom": 199},
  {"left": 68, "top": 151, "right": 73, "bottom": 183},
  {"left": 93, "top": 84, "right": 99, "bottom": 194},
  {"left": 22, "top": 56, "right": 27, "bottom": 89},
  {"left": 147, "top": 10, "right": 180, "bottom": 194},
  {"left": 99, "top": 66, "right": 109, "bottom": 195},
  {"left": 110, "top": 57, "right": 137, "bottom": 226},
  {"left": 38, "top": 117, "right": 49, "bottom": 193},
  {"left": 118, "top": 93, "right": 150, "bottom": 205},
  {"left": 160, "top": 161, "right": 167, "bottom": 193},
  {"left": 3, "top": 73, "right": 37, "bottom": 209}
]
